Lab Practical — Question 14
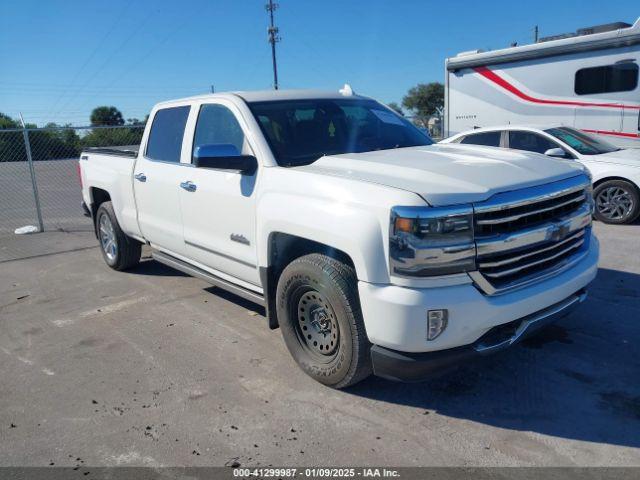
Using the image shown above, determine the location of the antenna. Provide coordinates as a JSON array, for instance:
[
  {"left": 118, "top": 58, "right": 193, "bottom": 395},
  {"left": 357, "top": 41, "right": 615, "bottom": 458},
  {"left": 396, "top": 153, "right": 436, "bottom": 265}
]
[{"left": 265, "top": 0, "right": 281, "bottom": 90}]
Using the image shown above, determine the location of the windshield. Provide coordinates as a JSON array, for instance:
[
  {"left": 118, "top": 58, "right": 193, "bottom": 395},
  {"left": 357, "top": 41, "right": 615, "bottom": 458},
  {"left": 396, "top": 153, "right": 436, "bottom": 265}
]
[
  {"left": 248, "top": 98, "right": 433, "bottom": 166},
  {"left": 545, "top": 126, "right": 620, "bottom": 155}
]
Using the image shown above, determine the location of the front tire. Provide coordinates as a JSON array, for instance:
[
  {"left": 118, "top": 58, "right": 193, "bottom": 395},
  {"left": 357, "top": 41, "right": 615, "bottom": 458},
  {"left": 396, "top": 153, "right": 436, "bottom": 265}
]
[
  {"left": 593, "top": 180, "right": 640, "bottom": 225},
  {"left": 96, "top": 201, "right": 141, "bottom": 271},
  {"left": 276, "top": 254, "right": 372, "bottom": 388}
]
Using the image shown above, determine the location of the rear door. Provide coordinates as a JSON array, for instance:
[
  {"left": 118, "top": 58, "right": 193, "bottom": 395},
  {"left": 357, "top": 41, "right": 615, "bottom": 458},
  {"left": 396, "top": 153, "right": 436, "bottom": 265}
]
[
  {"left": 133, "top": 105, "right": 191, "bottom": 256},
  {"left": 178, "top": 101, "right": 260, "bottom": 287}
]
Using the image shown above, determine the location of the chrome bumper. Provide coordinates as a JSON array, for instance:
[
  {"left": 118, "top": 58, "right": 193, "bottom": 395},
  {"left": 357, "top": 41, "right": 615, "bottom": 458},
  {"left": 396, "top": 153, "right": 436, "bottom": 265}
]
[
  {"left": 370, "top": 289, "right": 587, "bottom": 382},
  {"left": 473, "top": 289, "right": 587, "bottom": 354}
]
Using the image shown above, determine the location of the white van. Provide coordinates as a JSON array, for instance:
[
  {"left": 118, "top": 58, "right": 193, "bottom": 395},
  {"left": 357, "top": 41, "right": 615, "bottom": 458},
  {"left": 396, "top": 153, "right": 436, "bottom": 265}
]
[{"left": 445, "top": 19, "right": 640, "bottom": 148}]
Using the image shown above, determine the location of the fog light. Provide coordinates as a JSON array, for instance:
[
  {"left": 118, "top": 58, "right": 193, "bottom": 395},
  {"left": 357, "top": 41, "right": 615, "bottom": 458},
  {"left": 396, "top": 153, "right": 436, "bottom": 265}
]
[{"left": 427, "top": 309, "right": 448, "bottom": 340}]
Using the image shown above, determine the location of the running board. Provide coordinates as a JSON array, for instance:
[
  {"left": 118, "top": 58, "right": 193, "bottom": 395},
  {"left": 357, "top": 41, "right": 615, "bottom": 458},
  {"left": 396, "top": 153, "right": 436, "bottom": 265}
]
[{"left": 151, "top": 250, "right": 265, "bottom": 307}]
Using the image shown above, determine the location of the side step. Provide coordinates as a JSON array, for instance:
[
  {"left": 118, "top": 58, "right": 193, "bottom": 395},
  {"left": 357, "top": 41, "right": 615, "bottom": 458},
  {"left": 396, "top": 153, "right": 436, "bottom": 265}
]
[{"left": 151, "top": 250, "right": 265, "bottom": 307}]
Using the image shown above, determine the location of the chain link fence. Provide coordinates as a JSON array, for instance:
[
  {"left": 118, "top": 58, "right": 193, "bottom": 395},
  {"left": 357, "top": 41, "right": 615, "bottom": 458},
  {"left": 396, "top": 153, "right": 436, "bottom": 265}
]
[{"left": 0, "top": 125, "right": 144, "bottom": 237}]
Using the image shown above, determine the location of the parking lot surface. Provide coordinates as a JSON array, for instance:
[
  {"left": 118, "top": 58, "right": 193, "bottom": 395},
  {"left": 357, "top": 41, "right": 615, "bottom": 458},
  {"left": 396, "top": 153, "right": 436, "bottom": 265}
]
[{"left": 1, "top": 222, "right": 639, "bottom": 467}]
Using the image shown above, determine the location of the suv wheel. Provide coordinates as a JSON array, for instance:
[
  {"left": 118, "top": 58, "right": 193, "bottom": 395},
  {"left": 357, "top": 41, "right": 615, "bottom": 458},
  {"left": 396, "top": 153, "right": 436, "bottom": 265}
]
[
  {"left": 593, "top": 180, "right": 640, "bottom": 224},
  {"left": 276, "top": 253, "right": 372, "bottom": 388},
  {"left": 96, "top": 201, "right": 141, "bottom": 271}
]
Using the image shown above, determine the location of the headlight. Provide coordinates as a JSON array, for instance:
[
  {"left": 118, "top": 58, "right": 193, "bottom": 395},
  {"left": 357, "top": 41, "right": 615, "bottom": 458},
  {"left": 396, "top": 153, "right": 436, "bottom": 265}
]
[{"left": 390, "top": 205, "right": 476, "bottom": 277}]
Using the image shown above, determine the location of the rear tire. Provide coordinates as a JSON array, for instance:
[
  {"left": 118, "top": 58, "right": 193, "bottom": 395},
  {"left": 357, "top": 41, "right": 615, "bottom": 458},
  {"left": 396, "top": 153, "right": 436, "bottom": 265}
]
[
  {"left": 593, "top": 180, "right": 640, "bottom": 225},
  {"left": 96, "top": 201, "right": 141, "bottom": 271},
  {"left": 276, "top": 253, "right": 372, "bottom": 388}
]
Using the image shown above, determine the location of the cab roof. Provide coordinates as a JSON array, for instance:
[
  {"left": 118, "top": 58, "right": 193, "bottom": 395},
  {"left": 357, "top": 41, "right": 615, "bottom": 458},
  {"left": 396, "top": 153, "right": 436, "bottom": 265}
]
[{"left": 155, "top": 88, "right": 370, "bottom": 107}]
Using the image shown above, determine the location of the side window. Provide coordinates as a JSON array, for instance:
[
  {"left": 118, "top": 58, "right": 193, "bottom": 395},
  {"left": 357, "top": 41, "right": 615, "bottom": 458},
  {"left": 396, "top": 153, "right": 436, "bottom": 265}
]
[
  {"left": 575, "top": 62, "right": 639, "bottom": 95},
  {"left": 509, "top": 131, "right": 558, "bottom": 154},
  {"left": 193, "top": 104, "right": 246, "bottom": 158},
  {"left": 460, "top": 131, "right": 501, "bottom": 147},
  {"left": 146, "top": 106, "right": 190, "bottom": 163}
]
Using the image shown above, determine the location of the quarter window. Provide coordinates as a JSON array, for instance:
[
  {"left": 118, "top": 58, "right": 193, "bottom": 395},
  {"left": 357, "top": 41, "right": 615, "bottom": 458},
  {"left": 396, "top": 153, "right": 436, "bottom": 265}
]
[
  {"left": 575, "top": 62, "right": 639, "bottom": 95},
  {"left": 193, "top": 104, "right": 246, "bottom": 158},
  {"left": 459, "top": 131, "right": 501, "bottom": 147},
  {"left": 146, "top": 106, "right": 190, "bottom": 163}
]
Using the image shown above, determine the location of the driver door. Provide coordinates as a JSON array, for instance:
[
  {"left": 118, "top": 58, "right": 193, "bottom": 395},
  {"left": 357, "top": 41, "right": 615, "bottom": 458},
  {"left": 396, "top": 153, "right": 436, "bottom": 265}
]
[{"left": 178, "top": 101, "right": 260, "bottom": 287}]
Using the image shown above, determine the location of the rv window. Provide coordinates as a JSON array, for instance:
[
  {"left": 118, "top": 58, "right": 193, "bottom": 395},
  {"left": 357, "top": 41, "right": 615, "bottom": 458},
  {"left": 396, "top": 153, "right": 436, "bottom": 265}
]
[
  {"left": 508, "top": 131, "right": 560, "bottom": 155},
  {"left": 575, "top": 62, "right": 638, "bottom": 95},
  {"left": 459, "top": 131, "right": 501, "bottom": 147}
]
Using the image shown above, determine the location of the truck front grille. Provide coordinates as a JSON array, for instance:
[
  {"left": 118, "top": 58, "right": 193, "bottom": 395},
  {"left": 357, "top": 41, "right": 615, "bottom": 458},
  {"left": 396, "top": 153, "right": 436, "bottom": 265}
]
[
  {"left": 470, "top": 175, "right": 593, "bottom": 295},
  {"left": 474, "top": 188, "right": 586, "bottom": 236}
]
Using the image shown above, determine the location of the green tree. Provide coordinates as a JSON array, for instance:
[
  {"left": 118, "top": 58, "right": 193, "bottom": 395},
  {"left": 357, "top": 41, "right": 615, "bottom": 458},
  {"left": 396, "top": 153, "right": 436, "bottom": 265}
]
[
  {"left": 90, "top": 106, "right": 124, "bottom": 126},
  {"left": 84, "top": 106, "right": 143, "bottom": 148},
  {"left": 402, "top": 82, "right": 444, "bottom": 127},
  {"left": 0, "top": 113, "right": 25, "bottom": 161},
  {"left": 28, "top": 123, "right": 82, "bottom": 160},
  {"left": 387, "top": 102, "right": 404, "bottom": 116},
  {"left": 0, "top": 112, "right": 20, "bottom": 129}
]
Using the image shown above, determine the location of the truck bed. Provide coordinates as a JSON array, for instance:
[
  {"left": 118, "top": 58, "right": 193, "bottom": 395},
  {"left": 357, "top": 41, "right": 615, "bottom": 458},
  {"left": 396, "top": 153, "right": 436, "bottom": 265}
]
[{"left": 82, "top": 145, "right": 139, "bottom": 158}]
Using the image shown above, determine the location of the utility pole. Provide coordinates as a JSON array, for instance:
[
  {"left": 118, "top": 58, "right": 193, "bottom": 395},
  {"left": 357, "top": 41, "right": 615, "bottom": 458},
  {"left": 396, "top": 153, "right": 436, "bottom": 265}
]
[
  {"left": 266, "top": 0, "right": 280, "bottom": 90},
  {"left": 534, "top": 25, "right": 539, "bottom": 43}
]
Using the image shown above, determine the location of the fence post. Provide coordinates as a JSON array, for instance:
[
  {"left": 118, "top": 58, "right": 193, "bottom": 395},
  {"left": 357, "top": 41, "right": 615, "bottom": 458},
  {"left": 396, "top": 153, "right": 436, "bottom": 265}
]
[{"left": 19, "top": 113, "right": 44, "bottom": 232}]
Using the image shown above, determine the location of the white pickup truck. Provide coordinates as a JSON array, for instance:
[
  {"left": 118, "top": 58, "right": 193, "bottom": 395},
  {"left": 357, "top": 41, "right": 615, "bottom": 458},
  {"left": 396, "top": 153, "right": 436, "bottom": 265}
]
[{"left": 79, "top": 88, "right": 599, "bottom": 388}]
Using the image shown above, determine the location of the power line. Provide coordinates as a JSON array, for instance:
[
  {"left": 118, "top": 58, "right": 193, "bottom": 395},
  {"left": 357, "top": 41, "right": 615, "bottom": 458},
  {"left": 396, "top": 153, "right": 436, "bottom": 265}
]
[
  {"left": 51, "top": 7, "right": 158, "bottom": 117},
  {"left": 266, "top": 0, "right": 281, "bottom": 90},
  {"left": 71, "top": 2, "right": 209, "bottom": 115},
  {"left": 45, "top": 0, "right": 134, "bottom": 116}
]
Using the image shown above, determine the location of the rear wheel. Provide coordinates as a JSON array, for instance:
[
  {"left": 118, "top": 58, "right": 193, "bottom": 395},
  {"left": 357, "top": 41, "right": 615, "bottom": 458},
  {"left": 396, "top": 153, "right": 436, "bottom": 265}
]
[
  {"left": 593, "top": 180, "right": 640, "bottom": 224},
  {"left": 276, "top": 254, "right": 372, "bottom": 388},
  {"left": 96, "top": 201, "right": 141, "bottom": 271}
]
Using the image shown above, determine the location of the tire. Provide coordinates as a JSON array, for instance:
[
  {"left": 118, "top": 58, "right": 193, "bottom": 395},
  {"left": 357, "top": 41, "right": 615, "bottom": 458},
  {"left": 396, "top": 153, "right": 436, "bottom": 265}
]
[
  {"left": 276, "top": 253, "right": 372, "bottom": 388},
  {"left": 593, "top": 179, "right": 640, "bottom": 225},
  {"left": 96, "top": 201, "right": 141, "bottom": 271}
]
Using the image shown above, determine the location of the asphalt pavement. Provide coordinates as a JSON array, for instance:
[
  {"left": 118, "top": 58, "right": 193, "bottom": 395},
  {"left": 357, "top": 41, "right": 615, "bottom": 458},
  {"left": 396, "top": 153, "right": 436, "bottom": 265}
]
[{"left": 0, "top": 222, "right": 638, "bottom": 467}]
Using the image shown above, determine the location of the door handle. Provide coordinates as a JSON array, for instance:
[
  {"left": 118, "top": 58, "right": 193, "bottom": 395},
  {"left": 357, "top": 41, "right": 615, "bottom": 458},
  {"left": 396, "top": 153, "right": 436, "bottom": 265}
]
[
  {"left": 134, "top": 173, "right": 147, "bottom": 182},
  {"left": 180, "top": 181, "right": 197, "bottom": 192}
]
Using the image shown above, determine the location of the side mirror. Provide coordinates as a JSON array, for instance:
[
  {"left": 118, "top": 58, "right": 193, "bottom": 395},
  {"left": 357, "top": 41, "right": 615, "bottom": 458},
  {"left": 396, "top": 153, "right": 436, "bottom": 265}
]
[
  {"left": 544, "top": 147, "right": 568, "bottom": 158},
  {"left": 193, "top": 144, "right": 257, "bottom": 174}
]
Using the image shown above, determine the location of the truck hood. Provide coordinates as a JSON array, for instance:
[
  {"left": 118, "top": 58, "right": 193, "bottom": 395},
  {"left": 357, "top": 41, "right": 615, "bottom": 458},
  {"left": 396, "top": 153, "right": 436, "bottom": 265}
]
[
  {"left": 296, "top": 144, "right": 587, "bottom": 206},
  {"left": 590, "top": 147, "right": 640, "bottom": 168}
]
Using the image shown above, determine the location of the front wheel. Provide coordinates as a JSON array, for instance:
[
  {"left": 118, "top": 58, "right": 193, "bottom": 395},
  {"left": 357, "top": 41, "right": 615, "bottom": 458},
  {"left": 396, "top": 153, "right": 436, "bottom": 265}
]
[
  {"left": 276, "top": 254, "right": 372, "bottom": 388},
  {"left": 96, "top": 201, "right": 141, "bottom": 271},
  {"left": 593, "top": 180, "right": 640, "bottom": 225}
]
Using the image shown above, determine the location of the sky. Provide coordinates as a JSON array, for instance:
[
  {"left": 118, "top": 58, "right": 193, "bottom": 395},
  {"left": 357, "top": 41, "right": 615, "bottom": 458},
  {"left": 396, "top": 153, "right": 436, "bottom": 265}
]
[{"left": 1, "top": 0, "right": 638, "bottom": 126}]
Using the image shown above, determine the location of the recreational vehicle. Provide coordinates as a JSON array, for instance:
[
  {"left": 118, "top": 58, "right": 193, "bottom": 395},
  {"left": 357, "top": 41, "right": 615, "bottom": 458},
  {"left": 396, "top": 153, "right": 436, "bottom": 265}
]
[{"left": 445, "top": 19, "right": 640, "bottom": 148}]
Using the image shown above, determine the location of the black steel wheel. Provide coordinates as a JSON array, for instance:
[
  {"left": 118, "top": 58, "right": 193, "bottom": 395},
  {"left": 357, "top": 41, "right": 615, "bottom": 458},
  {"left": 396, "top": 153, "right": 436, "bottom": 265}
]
[{"left": 276, "top": 253, "right": 372, "bottom": 388}]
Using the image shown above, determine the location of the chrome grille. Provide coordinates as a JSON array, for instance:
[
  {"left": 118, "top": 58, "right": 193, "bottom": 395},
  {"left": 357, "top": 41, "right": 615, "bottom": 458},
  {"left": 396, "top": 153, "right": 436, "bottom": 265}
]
[
  {"left": 475, "top": 189, "right": 585, "bottom": 236},
  {"left": 470, "top": 175, "right": 593, "bottom": 295}
]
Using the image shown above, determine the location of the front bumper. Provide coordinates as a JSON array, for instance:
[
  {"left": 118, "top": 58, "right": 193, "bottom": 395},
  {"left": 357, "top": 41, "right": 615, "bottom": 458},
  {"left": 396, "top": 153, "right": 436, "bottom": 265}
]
[
  {"left": 371, "top": 289, "right": 586, "bottom": 382},
  {"left": 81, "top": 201, "right": 91, "bottom": 218},
  {"left": 358, "top": 234, "right": 598, "bottom": 354}
]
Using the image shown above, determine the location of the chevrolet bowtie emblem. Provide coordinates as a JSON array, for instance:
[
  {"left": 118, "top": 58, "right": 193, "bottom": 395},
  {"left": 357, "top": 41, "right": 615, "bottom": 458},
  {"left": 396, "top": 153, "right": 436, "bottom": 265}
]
[{"left": 549, "top": 223, "right": 570, "bottom": 242}]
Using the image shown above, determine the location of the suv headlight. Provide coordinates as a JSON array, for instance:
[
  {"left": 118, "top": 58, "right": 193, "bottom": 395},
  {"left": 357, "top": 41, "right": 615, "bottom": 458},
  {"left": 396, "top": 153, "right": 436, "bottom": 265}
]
[{"left": 390, "top": 205, "right": 476, "bottom": 277}]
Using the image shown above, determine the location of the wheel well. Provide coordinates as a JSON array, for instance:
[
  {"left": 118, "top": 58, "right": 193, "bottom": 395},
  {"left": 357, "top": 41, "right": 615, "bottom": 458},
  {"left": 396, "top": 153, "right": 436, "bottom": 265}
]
[
  {"left": 593, "top": 176, "right": 639, "bottom": 192},
  {"left": 89, "top": 188, "right": 111, "bottom": 234},
  {"left": 261, "top": 232, "right": 356, "bottom": 330}
]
